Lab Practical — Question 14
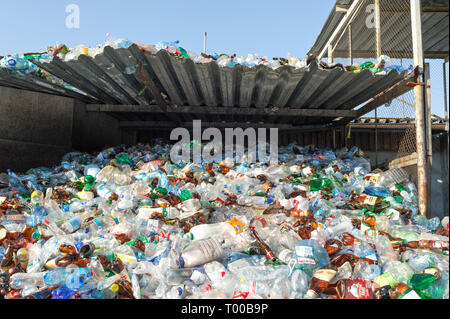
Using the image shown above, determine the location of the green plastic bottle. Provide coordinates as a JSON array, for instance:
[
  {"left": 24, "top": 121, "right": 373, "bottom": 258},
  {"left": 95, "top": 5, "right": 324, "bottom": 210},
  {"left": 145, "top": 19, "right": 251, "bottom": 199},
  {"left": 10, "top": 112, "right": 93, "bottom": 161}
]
[
  {"left": 180, "top": 189, "right": 191, "bottom": 202},
  {"left": 308, "top": 178, "right": 333, "bottom": 192},
  {"left": 409, "top": 273, "right": 437, "bottom": 291},
  {"left": 116, "top": 153, "right": 132, "bottom": 165}
]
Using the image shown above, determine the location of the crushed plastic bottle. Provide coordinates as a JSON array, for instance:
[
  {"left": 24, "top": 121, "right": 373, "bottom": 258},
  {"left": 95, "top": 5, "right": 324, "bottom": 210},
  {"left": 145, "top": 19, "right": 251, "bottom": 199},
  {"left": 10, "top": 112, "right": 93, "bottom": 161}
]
[{"left": 0, "top": 142, "right": 448, "bottom": 299}]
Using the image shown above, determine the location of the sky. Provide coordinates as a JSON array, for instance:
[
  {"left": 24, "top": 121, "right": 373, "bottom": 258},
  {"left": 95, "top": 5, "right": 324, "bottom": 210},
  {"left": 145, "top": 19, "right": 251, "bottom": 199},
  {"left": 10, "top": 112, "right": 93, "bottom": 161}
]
[
  {"left": 0, "top": 0, "right": 448, "bottom": 117},
  {"left": 0, "top": 0, "right": 334, "bottom": 58}
]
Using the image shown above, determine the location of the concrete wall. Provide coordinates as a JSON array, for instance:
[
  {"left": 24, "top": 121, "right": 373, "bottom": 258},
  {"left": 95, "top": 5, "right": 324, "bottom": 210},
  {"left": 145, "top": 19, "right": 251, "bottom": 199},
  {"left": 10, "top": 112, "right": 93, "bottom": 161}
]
[
  {"left": 0, "top": 86, "right": 74, "bottom": 172},
  {"left": 0, "top": 86, "right": 121, "bottom": 172},
  {"left": 71, "top": 99, "right": 121, "bottom": 153}
]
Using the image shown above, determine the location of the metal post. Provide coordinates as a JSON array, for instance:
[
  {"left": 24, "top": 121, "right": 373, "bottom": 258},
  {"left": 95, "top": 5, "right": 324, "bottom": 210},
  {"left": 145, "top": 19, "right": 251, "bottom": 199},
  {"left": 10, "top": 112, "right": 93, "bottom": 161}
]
[
  {"left": 444, "top": 60, "right": 449, "bottom": 131},
  {"left": 328, "top": 44, "right": 334, "bottom": 65},
  {"left": 375, "top": 0, "right": 382, "bottom": 58},
  {"left": 424, "top": 63, "right": 433, "bottom": 216},
  {"left": 424, "top": 63, "right": 433, "bottom": 166},
  {"left": 203, "top": 32, "right": 207, "bottom": 54},
  {"left": 332, "top": 129, "right": 337, "bottom": 149},
  {"left": 411, "top": 0, "right": 429, "bottom": 217},
  {"left": 349, "top": 24, "right": 353, "bottom": 65},
  {"left": 375, "top": 107, "right": 379, "bottom": 168}
]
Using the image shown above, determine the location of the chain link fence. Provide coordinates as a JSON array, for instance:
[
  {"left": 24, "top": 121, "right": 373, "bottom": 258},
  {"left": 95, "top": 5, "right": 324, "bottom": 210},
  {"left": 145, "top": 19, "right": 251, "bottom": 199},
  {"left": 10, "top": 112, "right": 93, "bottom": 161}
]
[{"left": 329, "top": 0, "right": 448, "bottom": 162}]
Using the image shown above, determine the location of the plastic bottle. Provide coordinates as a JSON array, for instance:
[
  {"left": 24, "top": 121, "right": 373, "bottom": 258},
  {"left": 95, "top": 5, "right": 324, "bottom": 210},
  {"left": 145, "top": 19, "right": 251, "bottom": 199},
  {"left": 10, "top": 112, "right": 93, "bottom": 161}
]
[
  {"left": 373, "top": 263, "right": 415, "bottom": 288},
  {"left": 377, "top": 168, "right": 409, "bottom": 187},
  {"left": 179, "top": 238, "right": 226, "bottom": 268},
  {"left": 187, "top": 221, "right": 239, "bottom": 241}
]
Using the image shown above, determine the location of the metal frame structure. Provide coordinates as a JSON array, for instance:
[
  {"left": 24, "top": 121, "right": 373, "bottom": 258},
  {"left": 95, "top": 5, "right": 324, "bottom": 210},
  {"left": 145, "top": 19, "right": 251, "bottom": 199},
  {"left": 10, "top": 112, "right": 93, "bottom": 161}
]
[{"left": 309, "top": 0, "right": 449, "bottom": 217}]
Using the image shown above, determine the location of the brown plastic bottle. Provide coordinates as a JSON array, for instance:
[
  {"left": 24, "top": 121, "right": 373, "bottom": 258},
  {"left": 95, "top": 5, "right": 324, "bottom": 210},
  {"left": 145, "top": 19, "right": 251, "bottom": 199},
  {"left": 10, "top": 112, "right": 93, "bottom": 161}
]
[
  {"left": 0, "top": 226, "right": 7, "bottom": 245},
  {"left": 361, "top": 213, "right": 377, "bottom": 233},
  {"left": 389, "top": 283, "right": 421, "bottom": 299},
  {"left": 0, "top": 244, "right": 15, "bottom": 270},
  {"left": 331, "top": 253, "right": 361, "bottom": 268},
  {"left": 406, "top": 240, "right": 449, "bottom": 250},
  {"left": 355, "top": 194, "right": 384, "bottom": 207},
  {"left": 116, "top": 279, "right": 135, "bottom": 299},
  {"left": 324, "top": 239, "right": 343, "bottom": 257},
  {"left": 133, "top": 239, "right": 146, "bottom": 252},
  {"left": 249, "top": 227, "right": 276, "bottom": 262},
  {"left": 19, "top": 225, "right": 34, "bottom": 239},
  {"left": 305, "top": 264, "right": 338, "bottom": 299},
  {"left": 322, "top": 282, "right": 340, "bottom": 299}
]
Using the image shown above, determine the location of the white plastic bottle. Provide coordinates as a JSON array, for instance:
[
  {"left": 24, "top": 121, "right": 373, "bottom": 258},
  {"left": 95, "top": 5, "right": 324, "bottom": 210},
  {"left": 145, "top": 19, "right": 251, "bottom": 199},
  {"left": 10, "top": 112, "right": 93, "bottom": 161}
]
[
  {"left": 187, "top": 222, "right": 237, "bottom": 241},
  {"left": 179, "top": 238, "right": 226, "bottom": 268}
]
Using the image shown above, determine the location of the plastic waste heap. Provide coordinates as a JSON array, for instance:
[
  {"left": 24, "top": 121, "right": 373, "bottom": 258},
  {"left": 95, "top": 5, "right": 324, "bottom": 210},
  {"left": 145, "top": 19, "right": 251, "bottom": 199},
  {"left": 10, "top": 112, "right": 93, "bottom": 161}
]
[{"left": 0, "top": 141, "right": 448, "bottom": 299}]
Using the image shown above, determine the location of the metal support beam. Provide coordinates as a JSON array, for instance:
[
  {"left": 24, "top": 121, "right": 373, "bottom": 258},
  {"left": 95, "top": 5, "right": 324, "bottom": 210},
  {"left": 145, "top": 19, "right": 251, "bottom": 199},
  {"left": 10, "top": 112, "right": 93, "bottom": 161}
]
[
  {"left": 119, "top": 121, "right": 323, "bottom": 130},
  {"left": 357, "top": 70, "right": 417, "bottom": 117},
  {"left": 328, "top": 44, "right": 334, "bottom": 65},
  {"left": 349, "top": 24, "right": 353, "bottom": 65},
  {"left": 326, "top": 50, "right": 449, "bottom": 60},
  {"left": 411, "top": 0, "right": 429, "bottom": 217},
  {"left": 389, "top": 152, "right": 418, "bottom": 169},
  {"left": 318, "top": 0, "right": 363, "bottom": 60},
  {"left": 332, "top": 4, "right": 449, "bottom": 13},
  {"left": 374, "top": 0, "right": 382, "bottom": 58},
  {"left": 424, "top": 63, "right": 433, "bottom": 169},
  {"left": 86, "top": 104, "right": 359, "bottom": 118},
  {"left": 444, "top": 60, "right": 449, "bottom": 130}
]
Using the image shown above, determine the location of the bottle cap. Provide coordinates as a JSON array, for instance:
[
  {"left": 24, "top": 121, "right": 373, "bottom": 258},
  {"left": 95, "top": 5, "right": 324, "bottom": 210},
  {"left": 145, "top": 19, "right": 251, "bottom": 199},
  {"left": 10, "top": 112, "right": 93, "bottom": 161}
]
[
  {"left": 110, "top": 284, "right": 119, "bottom": 293},
  {"left": 178, "top": 257, "right": 185, "bottom": 268}
]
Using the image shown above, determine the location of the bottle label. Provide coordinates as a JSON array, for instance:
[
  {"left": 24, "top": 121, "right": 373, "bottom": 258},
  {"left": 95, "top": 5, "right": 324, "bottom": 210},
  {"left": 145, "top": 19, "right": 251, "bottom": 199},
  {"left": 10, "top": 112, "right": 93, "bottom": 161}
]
[
  {"left": 374, "top": 272, "right": 396, "bottom": 288},
  {"left": 341, "top": 279, "right": 374, "bottom": 299},
  {"left": 93, "top": 219, "right": 103, "bottom": 229},
  {"left": 367, "top": 175, "right": 380, "bottom": 183},
  {"left": 278, "top": 249, "right": 292, "bottom": 263},
  {"left": 312, "top": 269, "right": 337, "bottom": 282},
  {"left": 306, "top": 289, "right": 318, "bottom": 298},
  {"left": 398, "top": 288, "right": 421, "bottom": 299},
  {"left": 232, "top": 291, "right": 250, "bottom": 299},
  {"left": 363, "top": 196, "right": 378, "bottom": 205},
  {"left": 295, "top": 245, "right": 313, "bottom": 257},
  {"left": 67, "top": 217, "right": 82, "bottom": 231},
  {"left": 360, "top": 222, "right": 371, "bottom": 234},
  {"left": 190, "top": 270, "right": 205, "bottom": 284},
  {"left": 364, "top": 229, "right": 379, "bottom": 241},
  {"left": 227, "top": 217, "right": 245, "bottom": 235},
  {"left": 302, "top": 167, "right": 312, "bottom": 176},
  {"left": 431, "top": 241, "right": 449, "bottom": 250},
  {"left": 296, "top": 257, "right": 316, "bottom": 265}
]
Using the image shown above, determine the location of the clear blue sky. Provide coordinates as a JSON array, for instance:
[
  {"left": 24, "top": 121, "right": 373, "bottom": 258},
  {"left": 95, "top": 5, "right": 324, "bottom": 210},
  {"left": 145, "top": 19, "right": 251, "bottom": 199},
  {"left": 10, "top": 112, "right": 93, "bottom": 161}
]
[
  {"left": 0, "top": 0, "right": 447, "bottom": 117},
  {"left": 0, "top": 0, "right": 334, "bottom": 58}
]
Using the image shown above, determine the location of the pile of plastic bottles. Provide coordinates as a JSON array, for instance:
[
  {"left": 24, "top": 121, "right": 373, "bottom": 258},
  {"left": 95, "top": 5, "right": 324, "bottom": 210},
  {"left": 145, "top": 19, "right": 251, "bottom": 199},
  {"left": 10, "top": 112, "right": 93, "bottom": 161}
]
[
  {"left": 0, "top": 141, "right": 448, "bottom": 299},
  {"left": 0, "top": 37, "right": 413, "bottom": 101},
  {"left": 344, "top": 55, "right": 412, "bottom": 75}
]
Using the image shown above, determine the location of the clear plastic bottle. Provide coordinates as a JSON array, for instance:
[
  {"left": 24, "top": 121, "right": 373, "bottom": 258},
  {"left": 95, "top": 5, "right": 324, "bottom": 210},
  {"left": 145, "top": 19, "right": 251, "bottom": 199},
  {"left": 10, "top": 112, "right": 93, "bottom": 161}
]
[
  {"left": 373, "top": 262, "right": 415, "bottom": 288},
  {"left": 179, "top": 238, "right": 226, "bottom": 268},
  {"left": 377, "top": 168, "right": 409, "bottom": 187}
]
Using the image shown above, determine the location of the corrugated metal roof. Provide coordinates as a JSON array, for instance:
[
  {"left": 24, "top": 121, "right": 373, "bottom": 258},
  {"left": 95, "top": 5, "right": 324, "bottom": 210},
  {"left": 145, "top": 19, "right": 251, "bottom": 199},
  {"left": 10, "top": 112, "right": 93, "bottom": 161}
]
[
  {"left": 0, "top": 44, "right": 412, "bottom": 127},
  {"left": 309, "top": 0, "right": 449, "bottom": 59}
]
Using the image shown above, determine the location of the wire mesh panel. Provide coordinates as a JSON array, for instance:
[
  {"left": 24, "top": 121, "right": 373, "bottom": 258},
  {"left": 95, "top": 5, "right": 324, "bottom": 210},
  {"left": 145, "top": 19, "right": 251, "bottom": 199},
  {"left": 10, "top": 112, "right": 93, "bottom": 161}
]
[{"left": 326, "top": 0, "right": 448, "bottom": 163}]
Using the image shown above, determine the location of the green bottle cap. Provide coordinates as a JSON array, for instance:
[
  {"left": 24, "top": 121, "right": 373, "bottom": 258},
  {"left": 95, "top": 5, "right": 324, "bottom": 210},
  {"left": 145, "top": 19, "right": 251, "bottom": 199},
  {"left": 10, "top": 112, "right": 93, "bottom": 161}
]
[
  {"left": 394, "top": 195, "right": 404, "bottom": 203},
  {"left": 155, "top": 187, "right": 168, "bottom": 196},
  {"left": 180, "top": 189, "right": 191, "bottom": 201}
]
